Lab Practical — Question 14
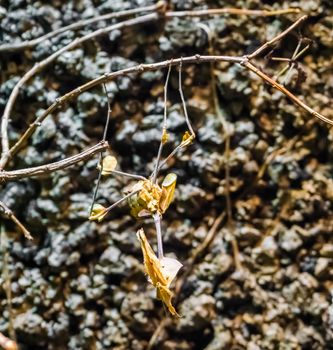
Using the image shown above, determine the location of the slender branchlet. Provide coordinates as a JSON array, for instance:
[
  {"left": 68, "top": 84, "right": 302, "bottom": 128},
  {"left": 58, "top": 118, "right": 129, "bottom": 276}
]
[
  {"left": 153, "top": 213, "right": 164, "bottom": 259},
  {"left": 89, "top": 84, "right": 112, "bottom": 215},
  {"left": 157, "top": 60, "right": 196, "bottom": 172},
  {"left": 152, "top": 64, "right": 172, "bottom": 183},
  {"left": 178, "top": 59, "right": 195, "bottom": 137},
  {"left": 104, "top": 189, "right": 141, "bottom": 215}
]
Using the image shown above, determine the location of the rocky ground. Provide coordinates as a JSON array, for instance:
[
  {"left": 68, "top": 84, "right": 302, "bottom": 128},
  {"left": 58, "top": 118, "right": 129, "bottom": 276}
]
[{"left": 1, "top": 0, "right": 333, "bottom": 349}]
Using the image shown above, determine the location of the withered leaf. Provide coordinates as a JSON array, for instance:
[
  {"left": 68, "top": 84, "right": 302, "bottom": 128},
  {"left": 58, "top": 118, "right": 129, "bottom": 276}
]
[
  {"left": 159, "top": 173, "right": 177, "bottom": 213},
  {"left": 181, "top": 131, "right": 194, "bottom": 148},
  {"left": 89, "top": 203, "right": 108, "bottom": 222},
  {"left": 156, "top": 282, "right": 180, "bottom": 317},
  {"left": 136, "top": 229, "right": 182, "bottom": 317},
  {"left": 161, "top": 127, "right": 169, "bottom": 145},
  {"left": 98, "top": 155, "right": 117, "bottom": 175}
]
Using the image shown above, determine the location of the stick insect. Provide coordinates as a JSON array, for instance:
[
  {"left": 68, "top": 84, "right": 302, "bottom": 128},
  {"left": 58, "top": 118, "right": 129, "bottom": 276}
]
[{"left": 89, "top": 60, "right": 195, "bottom": 262}]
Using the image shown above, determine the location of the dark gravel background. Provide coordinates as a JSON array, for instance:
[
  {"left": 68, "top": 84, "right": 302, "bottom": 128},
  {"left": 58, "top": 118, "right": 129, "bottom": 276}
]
[{"left": 1, "top": 0, "right": 333, "bottom": 349}]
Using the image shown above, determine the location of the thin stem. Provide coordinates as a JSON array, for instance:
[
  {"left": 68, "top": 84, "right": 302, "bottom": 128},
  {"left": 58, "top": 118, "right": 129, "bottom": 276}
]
[
  {"left": 104, "top": 189, "right": 141, "bottom": 214},
  {"left": 247, "top": 15, "right": 307, "bottom": 59},
  {"left": 0, "top": 201, "right": 32, "bottom": 240},
  {"left": 89, "top": 84, "right": 112, "bottom": 215},
  {"left": 274, "top": 44, "right": 310, "bottom": 81},
  {"left": 111, "top": 170, "right": 146, "bottom": 181},
  {"left": 197, "top": 22, "right": 233, "bottom": 226},
  {"left": 157, "top": 143, "right": 183, "bottom": 172},
  {"left": 242, "top": 60, "right": 333, "bottom": 126},
  {"left": 281, "top": 39, "right": 302, "bottom": 85},
  {"left": 178, "top": 59, "right": 195, "bottom": 136},
  {"left": 152, "top": 64, "right": 172, "bottom": 183},
  {"left": 0, "top": 141, "right": 108, "bottom": 181},
  {"left": 166, "top": 7, "right": 301, "bottom": 18},
  {"left": 153, "top": 213, "right": 164, "bottom": 259}
]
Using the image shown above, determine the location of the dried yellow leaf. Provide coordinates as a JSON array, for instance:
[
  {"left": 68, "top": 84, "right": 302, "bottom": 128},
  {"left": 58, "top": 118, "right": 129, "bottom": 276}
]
[
  {"left": 137, "top": 229, "right": 182, "bottom": 317},
  {"left": 181, "top": 131, "right": 194, "bottom": 147},
  {"left": 89, "top": 203, "right": 108, "bottom": 222},
  {"left": 98, "top": 155, "right": 117, "bottom": 175},
  {"left": 159, "top": 173, "right": 177, "bottom": 213},
  {"left": 161, "top": 128, "right": 169, "bottom": 145},
  {"left": 156, "top": 283, "right": 180, "bottom": 317}
]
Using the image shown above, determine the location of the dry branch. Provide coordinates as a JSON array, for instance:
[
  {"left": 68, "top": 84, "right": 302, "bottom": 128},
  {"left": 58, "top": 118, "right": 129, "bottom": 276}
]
[
  {"left": 241, "top": 60, "right": 333, "bottom": 126},
  {"left": 247, "top": 15, "right": 308, "bottom": 59},
  {"left": 0, "top": 141, "right": 108, "bottom": 181},
  {"left": 166, "top": 7, "right": 301, "bottom": 18}
]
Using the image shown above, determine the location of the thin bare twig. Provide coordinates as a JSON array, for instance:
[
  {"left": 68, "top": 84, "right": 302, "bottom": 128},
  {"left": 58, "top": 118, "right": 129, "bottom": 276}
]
[
  {"left": 0, "top": 201, "right": 32, "bottom": 240},
  {"left": 274, "top": 44, "right": 310, "bottom": 81},
  {"left": 89, "top": 85, "right": 112, "bottom": 215},
  {"left": 0, "top": 3, "right": 163, "bottom": 53},
  {"left": 0, "top": 3, "right": 301, "bottom": 53},
  {"left": 202, "top": 24, "right": 242, "bottom": 270},
  {"left": 154, "top": 59, "right": 196, "bottom": 173},
  {"left": 247, "top": 15, "right": 308, "bottom": 59},
  {"left": 153, "top": 213, "right": 164, "bottom": 260},
  {"left": 104, "top": 189, "right": 141, "bottom": 215},
  {"left": 241, "top": 60, "right": 333, "bottom": 126},
  {"left": 152, "top": 64, "right": 172, "bottom": 183},
  {"left": 166, "top": 7, "right": 301, "bottom": 18},
  {"left": 178, "top": 59, "right": 195, "bottom": 137},
  {"left": 111, "top": 170, "right": 146, "bottom": 181},
  {"left": 0, "top": 141, "right": 108, "bottom": 181}
]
